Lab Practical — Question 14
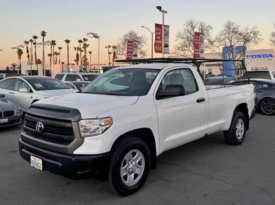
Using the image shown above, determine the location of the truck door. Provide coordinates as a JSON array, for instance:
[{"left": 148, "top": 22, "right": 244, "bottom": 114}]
[{"left": 154, "top": 68, "right": 207, "bottom": 152}]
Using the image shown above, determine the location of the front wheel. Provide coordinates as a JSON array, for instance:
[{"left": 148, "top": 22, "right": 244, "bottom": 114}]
[
  {"left": 224, "top": 111, "right": 246, "bottom": 145},
  {"left": 108, "top": 137, "right": 151, "bottom": 196},
  {"left": 260, "top": 97, "right": 275, "bottom": 115}
]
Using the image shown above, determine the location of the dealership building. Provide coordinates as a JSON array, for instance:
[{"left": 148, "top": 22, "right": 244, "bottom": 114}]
[{"left": 201, "top": 49, "right": 275, "bottom": 75}]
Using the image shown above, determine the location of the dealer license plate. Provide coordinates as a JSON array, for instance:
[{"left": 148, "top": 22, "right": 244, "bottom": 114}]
[
  {"left": 0, "top": 118, "right": 8, "bottom": 124},
  {"left": 30, "top": 156, "right": 43, "bottom": 171}
]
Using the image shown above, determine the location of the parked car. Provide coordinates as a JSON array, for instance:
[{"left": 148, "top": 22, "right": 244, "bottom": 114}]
[
  {"left": 231, "top": 79, "right": 275, "bottom": 115},
  {"left": 0, "top": 73, "right": 25, "bottom": 79},
  {"left": 0, "top": 76, "right": 75, "bottom": 111},
  {"left": 55, "top": 72, "right": 99, "bottom": 82},
  {"left": 65, "top": 82, "right": 90, "bottom": 93},
  {"left": 204, "top": 76, "right": 235, "bottom": 84},
  {"left": 0, "top": 94, "right": 23, "bottom": 128},
  {"left": 19, "top": 63, "right": 255, "bottom": 196},
  {"left": 242, "top": 71, "right": 275, "bottom": 80}
]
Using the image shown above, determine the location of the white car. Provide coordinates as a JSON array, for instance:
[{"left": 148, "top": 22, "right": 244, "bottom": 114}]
[
  {"left": 19, "top": 63, "right": 255, "bottom": 196},
  {"left": 55, "top": 72, "right": 99, "bottom": 82},
  {"left": 0, "top": 76, "right": 75, "bottom": 111},
  {"left": 243, "top": 71, "right": 275, "bottom": 81}
]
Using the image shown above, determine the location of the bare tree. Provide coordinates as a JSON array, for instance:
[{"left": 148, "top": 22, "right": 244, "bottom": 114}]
[
  {"left": 173, "top": 19, "right": 214, "bottom": 56},
  {"left": 270, "top": 22, "right": 275, "bottom": 47},
  {"left": 215, "top": 20, "right": 262, "bottom": 60},
  {"left": 116, "top": 30, "right": 147, "bottom": 59}
]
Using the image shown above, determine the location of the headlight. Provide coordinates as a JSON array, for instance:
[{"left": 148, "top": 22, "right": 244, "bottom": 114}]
[
  {"left": 79, "top": 118, "right": 113, "bottom": 137},
  {"left": 14, "top": 105, "right": 22, "bottom": 114}
]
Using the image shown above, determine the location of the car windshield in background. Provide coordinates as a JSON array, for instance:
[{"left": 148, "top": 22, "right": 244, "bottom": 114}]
[
  {"left": 82, "top": 69, "right": 159, "bottom": 96},
  {"left": 82, "top": 75, "right": 98, "bottom": 81},
  {"left": 26, "top": 78, "right": 71, "bottom": 91},
  {"left": 73, "top": 82, "right": 90, "bottom": 91},
  {"left": 243, "top": 71, "right": 271, "bottom": 80}
]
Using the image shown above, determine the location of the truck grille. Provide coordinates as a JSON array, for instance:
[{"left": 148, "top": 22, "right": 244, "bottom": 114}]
[
  {"left": 23, "top": 113, "right": 75, "bottom": 144},
  {"left": 4, "top": 111, "right": 14, "bottom": 117}
]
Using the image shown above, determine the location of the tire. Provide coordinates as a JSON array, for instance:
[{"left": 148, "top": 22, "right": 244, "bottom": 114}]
[
  {"left": 224, "top": 111, "right": 246, "bottom": 145},
  {"left": 259, "top": 97, "right": 275, "bottom": 115},
  {"left": 108, "top": 137, "right": 151, "bottom": 196}
]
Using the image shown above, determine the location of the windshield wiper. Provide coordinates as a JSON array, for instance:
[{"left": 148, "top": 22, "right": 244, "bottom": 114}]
[{"left": 82, "top": 92, "right": 122, "bottom": 96}]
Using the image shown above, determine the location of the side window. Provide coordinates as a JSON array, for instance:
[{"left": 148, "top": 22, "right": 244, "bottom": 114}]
[
  {"left": 272, "top": 72, "right": 275, "bottom": 78},
  {"left": 251, "top": 82, "right": 262, "bottom": 90},
  {"left": 159, "top": 68, "right": 198, "bottom": 96},
  {"left": 262, "top": 83, "right": 269, "bottom": 88},
  {"left": 14, "top": 79, "right": 32, "bottom": 92},
  {"left": 75, "top": 75, "right": 82, "bottom": 81},
  {"left": 55, "top": 74, "right": 64, "bottom": 80},
  {"left": 66, "top": 83, "right": 76, "bottom": 89},
  {"left": 65, "top": 75, "right": 76, "bottom": 81},
  {"left": 0, "top": 79, "right": 16, "bottom": 90}
]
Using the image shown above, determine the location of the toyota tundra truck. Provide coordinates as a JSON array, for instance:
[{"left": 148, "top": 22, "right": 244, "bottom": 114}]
[{"left": 19, "top": 59, "right": 256, "bottom": 196}]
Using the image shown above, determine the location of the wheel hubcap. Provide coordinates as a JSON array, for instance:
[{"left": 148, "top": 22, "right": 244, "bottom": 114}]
[
  {"left": 235, "top": 118, "right": 244, "bottom": 140},
  {"left": 261, "top": 99, "right": 275, "bottom": 115},
  {"left": 120, "top": 149, "right": 145, "bottom": 186}
]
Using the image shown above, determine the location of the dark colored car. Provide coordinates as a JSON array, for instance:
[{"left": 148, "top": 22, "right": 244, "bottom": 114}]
[
  {"left": 230, "top": 79, "right": 275, "bottom": 115},
  {"left": 0, "top": 94, "right": 23, "bottom": 128}
]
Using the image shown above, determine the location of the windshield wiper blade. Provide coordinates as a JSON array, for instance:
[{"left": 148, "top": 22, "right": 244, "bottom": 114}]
[{"left": 82, "top": 92, "right": 121, "bottom": 96}]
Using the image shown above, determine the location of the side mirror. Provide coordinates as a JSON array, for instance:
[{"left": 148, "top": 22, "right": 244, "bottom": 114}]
[
  {"left": 19, "top": 88, "right": 29, "bottom": 93},
  {"left": 0, "top": 94, "right": 5, "bottom": 98},
  {"left": 157, "top": 85, "right": 185, "bottom": 100}
]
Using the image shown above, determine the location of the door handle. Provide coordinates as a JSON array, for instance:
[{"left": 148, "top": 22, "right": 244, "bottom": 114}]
[
  {"left": 9, "top": 92, "right": 15, "bottom": 94},
  {"left": 196, "top": 98, "right": 205, "bottom": 103}
]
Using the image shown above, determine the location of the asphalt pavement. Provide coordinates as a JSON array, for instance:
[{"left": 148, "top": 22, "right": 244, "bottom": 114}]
[{"left": 0, "top": 114, "right": 275, "bottom": 205}]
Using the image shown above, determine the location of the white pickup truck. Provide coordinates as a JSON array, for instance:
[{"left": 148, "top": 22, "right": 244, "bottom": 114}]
[{"left": 19, "top": 62, "right": 256, "bottom": 196}]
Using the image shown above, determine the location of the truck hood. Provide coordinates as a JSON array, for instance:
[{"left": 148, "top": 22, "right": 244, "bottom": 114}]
[
  {"left": 0, "top": 99, "right": 16, "bottom": 111},
  {"left": 37, "top": 89, "right": 75, "bottom": 97},
  {"left": 36, "top": 93, "right": 139, "bottom": 118}
]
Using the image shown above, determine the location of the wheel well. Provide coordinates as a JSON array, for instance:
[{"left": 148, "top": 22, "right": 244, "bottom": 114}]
[
  {"left": 111, "top": 128, "right": 157, "bottom": 169},
  {"left": 234, "top": 103, "right": 249, "bottom": 130}
]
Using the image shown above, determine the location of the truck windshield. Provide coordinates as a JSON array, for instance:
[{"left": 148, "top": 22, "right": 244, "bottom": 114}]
[{"left": 82, "top": 69, "right": 159, "bottom": 96}]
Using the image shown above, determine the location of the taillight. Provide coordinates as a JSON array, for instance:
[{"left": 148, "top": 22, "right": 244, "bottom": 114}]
[
  {"left": 253, "top": 89, "right": 256, "bottom": 101},
  {"left": 204, "top": 79, "right": 209, "bottom": 83}
]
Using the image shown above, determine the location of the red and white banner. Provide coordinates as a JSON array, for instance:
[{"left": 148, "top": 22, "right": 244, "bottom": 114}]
[
  {"left": 126, "top": 40, "right": 139, "bottom": 60},
  {"left": 194, "top": 32, "right": 205, "bottom": 58},
  {"left": 154, "top": 23, "right": 170, "bottom": 54}
]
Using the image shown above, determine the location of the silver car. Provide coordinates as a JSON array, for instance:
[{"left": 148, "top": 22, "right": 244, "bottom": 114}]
[
  {"left": 0, "top": 76, "right": 75, "bottom": 112},
  {"left": 0, "top": 94, "right": 23, "bottom": 128}
]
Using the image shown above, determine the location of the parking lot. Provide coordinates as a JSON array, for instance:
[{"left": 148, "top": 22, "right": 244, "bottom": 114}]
[{"left": 0, "top": 113, "right": 274, "bottom": 205}]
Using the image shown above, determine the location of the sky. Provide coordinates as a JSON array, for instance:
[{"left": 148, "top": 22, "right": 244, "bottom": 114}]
[{"left": 0, "top": 0, "right": 274, "bottom": 69}]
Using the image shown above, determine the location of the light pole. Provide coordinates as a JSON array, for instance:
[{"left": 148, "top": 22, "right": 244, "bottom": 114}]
[
  {"left": 141, "top": 26, "right": 154, "bottom": 58},
  {"left": 156, "top": 6, "right": 167, "bottom": 58},
  {"left": 37, "top": 41, "right": 50, "bottom": 76},
  {"left": 87, "top": 32, "right": 100, "bottom": 73}
]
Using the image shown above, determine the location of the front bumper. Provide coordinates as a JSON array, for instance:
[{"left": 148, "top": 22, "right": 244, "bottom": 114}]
[
  {"left": 0, "top": 114, "right": 22, "bottom": 128},
  {"left": 19, "top": 139, "right": 109, "bottom": 177},
  {"left": 250, "top": 108, "right": 256, "bottom": 120}
]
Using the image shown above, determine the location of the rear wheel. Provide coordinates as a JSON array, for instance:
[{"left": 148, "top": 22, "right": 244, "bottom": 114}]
[
  {"left": 108, "top": 137, "right": 151, "bottom": 196},
  {"left": 260, "top": 97, "right": 275, "bottom": 115},
  {"left": 224, "top": 111, "right": 246, "bottom": 145}
]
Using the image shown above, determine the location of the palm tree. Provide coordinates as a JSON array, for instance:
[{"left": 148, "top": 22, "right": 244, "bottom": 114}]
[
  {"left": 74, "top": 47, "right": 79, "bottom": 65},
  {"left": 64, "top": 39, "right": 70, "bottom": 66},
  {"left": 88, "top": 51, "right": 92, "bottom": 70},
  {"left": 105, "top": 45, "right": 112, "bottom": 67},
  {"left": 16, "top": 48, "right": 23, "bottom": 73},
  {"left": 83, "top": 38, "right": 89, "bottom": 69},
  {"left": 54, "top": 52, "right": 59, "bottom": 64},
  {"left": 48, "top": 53, "right": 52, "bottom": 70},
  {"left": 41, "top": 31, "right": 47, "bottom": 76},
  {"left": 29, "top": 39, "right": 33, "bottom": 75},
  {"left": 58, "top": 47, "right": 62, "bottom": 64},
  {"left": 50, "top": 40, "right": 56, "bottom": 63},
  {"left": 33, "top": 35, "right": 38, "bottom": 70},
  {"left": 112, "top": 46, "right": 117, "bottom": 68},
  {"left": 10, "top": 63, "right": 18, "bottom": 71},
  {"left": 61, "top": 62, "right": 65, "bottom": 72},
  {"left": 24, "top": 41, "right": 30, "bottom": 63},
  {"left": 78, "top": 40, "right": 83, "bottom": 66}
]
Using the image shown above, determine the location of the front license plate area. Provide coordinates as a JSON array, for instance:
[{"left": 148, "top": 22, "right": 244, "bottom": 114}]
[{"left": 30, "top": 156, "right": 43, "bottom": 171}]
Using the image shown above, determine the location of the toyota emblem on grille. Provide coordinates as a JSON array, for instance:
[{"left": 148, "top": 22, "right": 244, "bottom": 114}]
[{"left": 36, "top": 121, "right": 44, "bottom": 133}]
